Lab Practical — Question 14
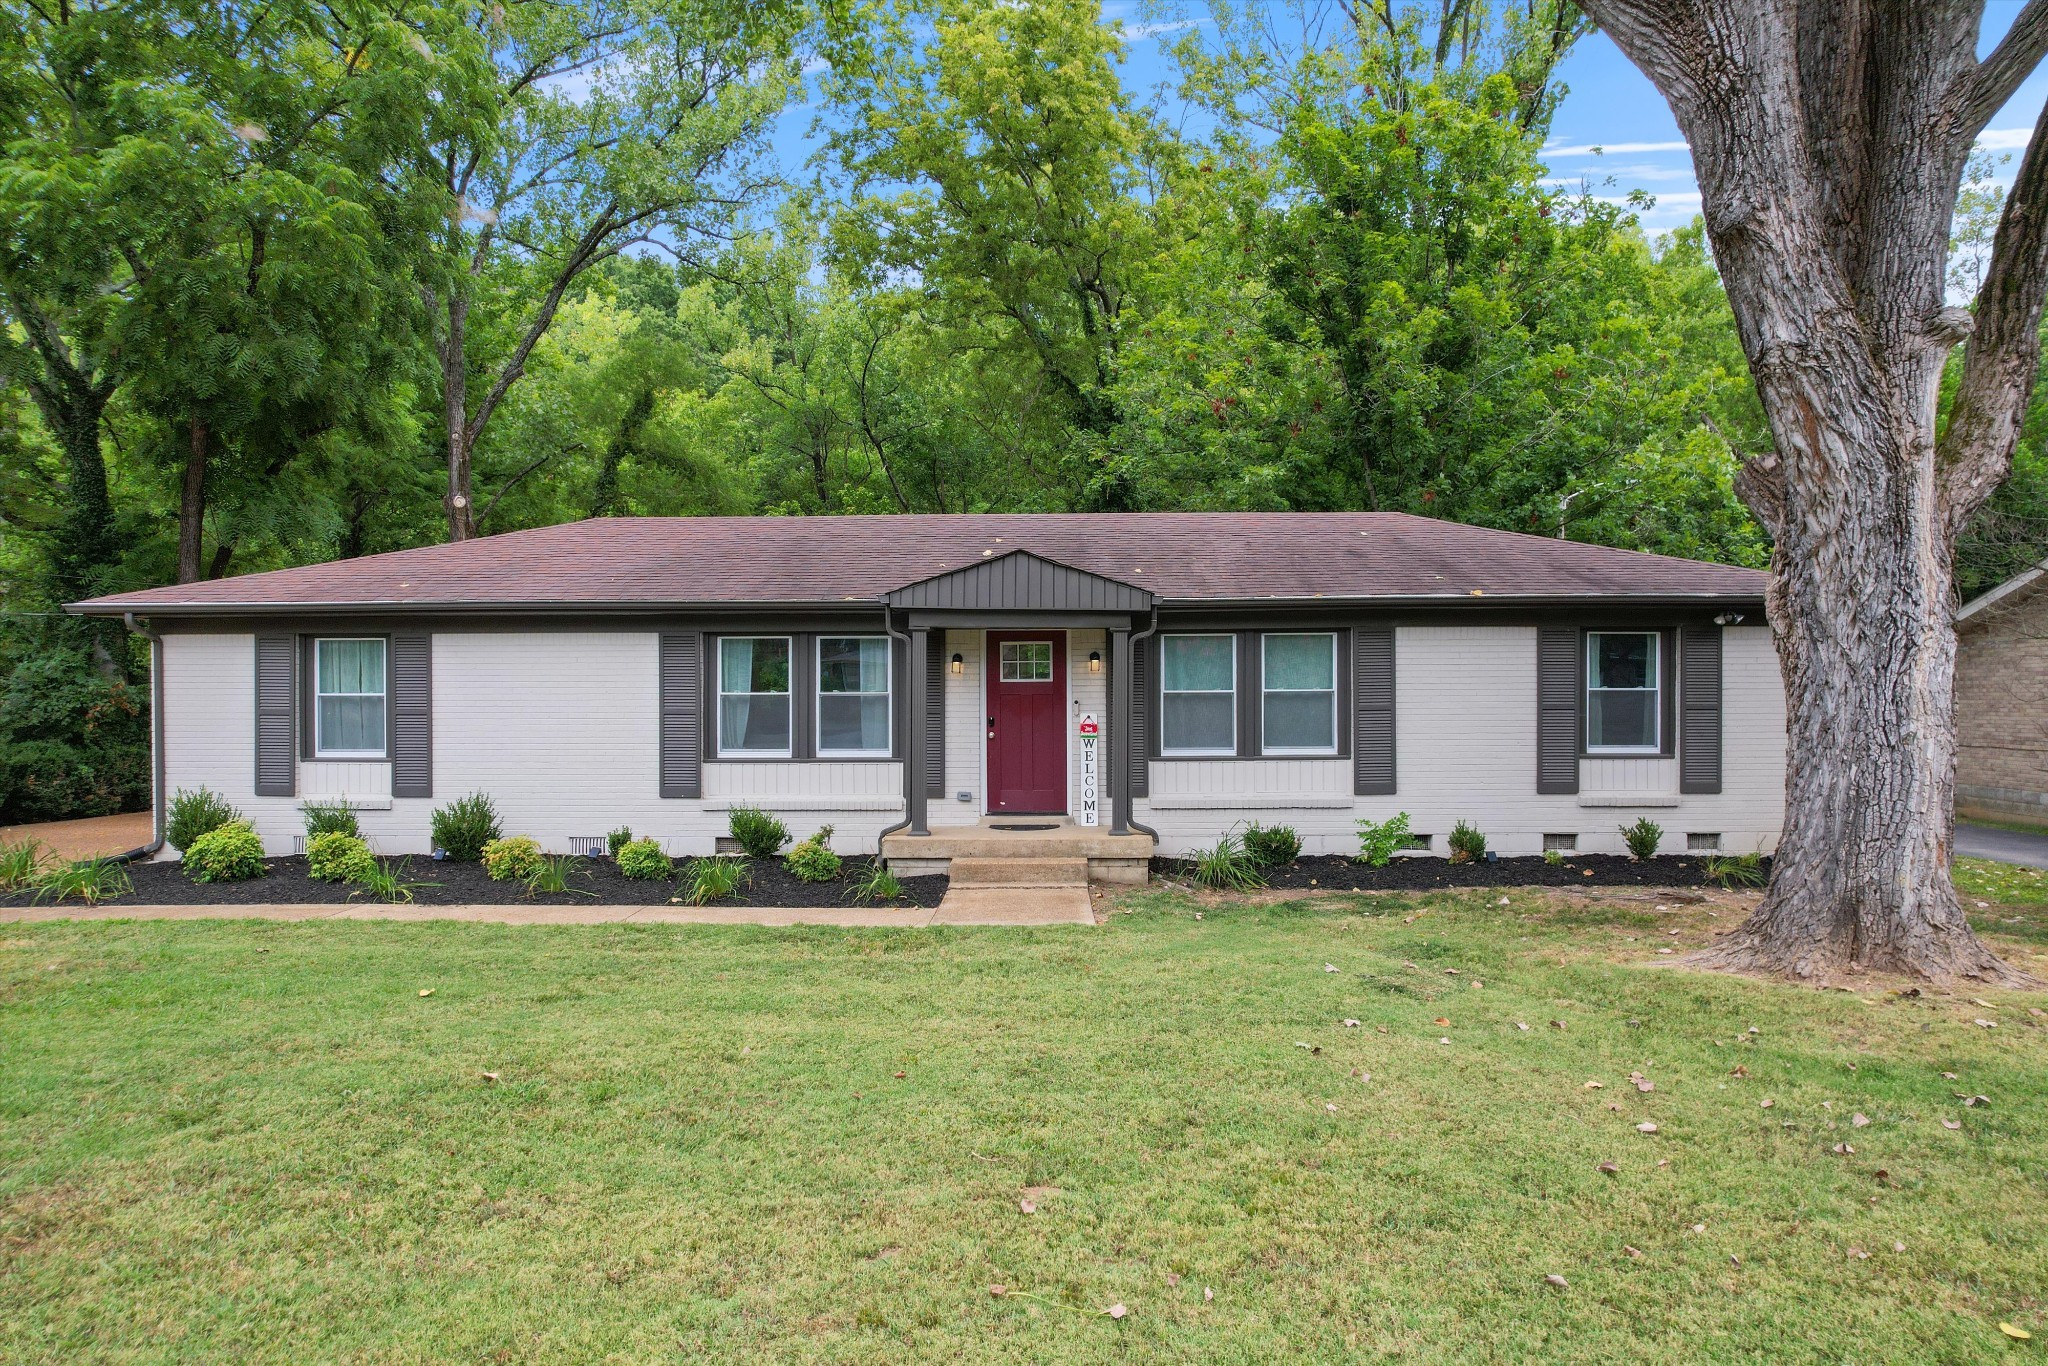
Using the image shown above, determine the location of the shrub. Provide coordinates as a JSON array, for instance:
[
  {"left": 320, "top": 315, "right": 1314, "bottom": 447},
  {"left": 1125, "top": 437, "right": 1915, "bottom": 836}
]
[
  {"left": 1187, "top": 833, "right": 1265, "bottom": 891},
  {"left": 1621, "top": 818, "right": 1663, "bottom": 861},
  {"left": 784, "top": 826, "right": 842, "bottom": 883},
  {"left": 307, "top": 832, "right": 375, "bottom": 883},
  {"left": 847, "top": 860, "right": 904, "bottom": 903},
  {"left": 185, "top": 821, "right": 265, "bottom": 882},
  {"left": 1702, "top": 851, "right": 1766, "bottom": 888},
  {"left": 167, "top": 786, "right": 242, "bottom": 852},
  {"left": 678, "top": 855, "right": 750, "bottom": 905},
  {"left": 33, "top": 857, "right": 131, "bottom": 905},
  {"left": 481, "top": 835, "right": 545, "bottom": 882},
  {"left": 0, "top": 839, "right": 48, "bottom": 891},
  {"left": 728, "top": 806, "right": 789, "bottom": 858},
  {"left": 1543, "top": 847, "right": 1565, "bottom": 867},
  {"left": 526, "top": 855, "right": 595, "bottom": 897},
  {"left": 1241, "top": 823, "right": 1302, "bottom": 867},
  {"left": 616, "top": 837, "right": 673, "bottom": 881},
  {"left": 1447, "top": 820, "right": 1487, "bottom": 864},
  {"left": 302, "top": 800, "right": 360, "bottom": 839},
  {"left": 431, "top": 792, "right": 501, "bottom": 861},
  {"left": 1356, "top": 812, "right": 1413, "bottom": 867},
  {"left": 606, "top": 825, "right": 634, "bottom": 855}
]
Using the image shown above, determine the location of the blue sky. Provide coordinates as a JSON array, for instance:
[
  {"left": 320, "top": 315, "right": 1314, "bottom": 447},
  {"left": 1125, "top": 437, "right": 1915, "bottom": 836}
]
[{"left": 770, "top": 1, "right": 2048, "bottom": 240}]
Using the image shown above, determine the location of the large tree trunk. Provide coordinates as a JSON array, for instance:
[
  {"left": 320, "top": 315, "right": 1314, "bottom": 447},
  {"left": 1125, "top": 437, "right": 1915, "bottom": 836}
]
[
  {"left": 442, "top": 292, "right": 476, "bottom": 542},
  {"left": 1577, "top": 0, "right": 2048, "bottom": 985},
  {"left": 177, "top": 416, "right": 207, "bottom": 584}
]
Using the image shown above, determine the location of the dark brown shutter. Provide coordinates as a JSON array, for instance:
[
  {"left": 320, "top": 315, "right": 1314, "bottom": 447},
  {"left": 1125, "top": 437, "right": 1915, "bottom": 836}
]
[
  {"left": 1353, "top": 624, "right": 1396, "bottom": 795},
  {"left": 1536, "top": 626, "right": 1581, "bottom": 795},
  {"left": 255, "top": 635, "right": 296, "bottom": 796},
  {"left": 1679, "top": 624, "right": 1724, "bottom": 793},
  {"left": 1130, "top": 636, "right": 1150, "bottom": 797},
  {"left": 925, "top": 635, "right": 947, "bottom": 796},
  {"left": 390, "top": 634, "right": 432, "bottom": 798},
  {"left": 659, "top": 632, "right": 702, "bottom": 798}
]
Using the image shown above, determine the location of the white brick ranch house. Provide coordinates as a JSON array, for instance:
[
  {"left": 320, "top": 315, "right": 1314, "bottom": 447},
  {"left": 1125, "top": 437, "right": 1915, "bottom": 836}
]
[{"left": 71, "top": 513, "right": 1786, "bottom": 866}]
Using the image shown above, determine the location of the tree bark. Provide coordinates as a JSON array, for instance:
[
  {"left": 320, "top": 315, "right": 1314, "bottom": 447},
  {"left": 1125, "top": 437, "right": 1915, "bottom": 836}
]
[
  {"left": 178, "top": 416, "right": 207, "bottom": 584},
  {"left": 442, "top": 290, "right": 476, "bottom": 542},
  {"left": 1576, "top": 0, "right": 2046, "bottom": 985}
]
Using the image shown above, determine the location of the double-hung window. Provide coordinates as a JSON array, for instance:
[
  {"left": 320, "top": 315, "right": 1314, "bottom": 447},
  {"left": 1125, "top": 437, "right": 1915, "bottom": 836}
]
[
  {"left": 314, "top": 638, "right": 387, "bottom": 758},
  {"left": 1262, "top": 633, "right": 1338, "bottom": 754},
  {"left": 1161, "top": 634, "right": 1236, "bottom": 755},
  {"left": 817, "top": 636, "right": 891, "bottom": 756},
  {"left": 1586, "top": 631, "right": 1660, "bottom": 753},
  {"left": 719, "top": 637, "right": 792, "bottom": 756}
]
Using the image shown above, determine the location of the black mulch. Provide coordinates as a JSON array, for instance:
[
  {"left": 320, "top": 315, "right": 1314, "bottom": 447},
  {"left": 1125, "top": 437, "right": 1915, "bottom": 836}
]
[
  {"left": 1151, "top": 852, "right": 1767, "bottom": 893},
  {"left": 3, "top": 854, "right": 947, "bottom": 910}
]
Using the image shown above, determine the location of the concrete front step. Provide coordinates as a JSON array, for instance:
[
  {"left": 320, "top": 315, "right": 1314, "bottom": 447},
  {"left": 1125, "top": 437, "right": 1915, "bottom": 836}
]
[
  {"left": 930, "top": 887, "right": 1096, "bottom": 925},
  {"left": 946, "top": 856, "right": 1090, "bottom": 888},
  {"left": 881, "top": 825, "right": 1153, "bottom": 862}
]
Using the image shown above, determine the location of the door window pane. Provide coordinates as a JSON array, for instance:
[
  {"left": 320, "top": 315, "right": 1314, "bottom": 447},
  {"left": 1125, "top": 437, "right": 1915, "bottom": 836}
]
[
  {"left": 818, "top": 637, "right": 891, "bottom": 754},
  {"left": 1161, "top": 634, "right": 1236, "bottom": 754},
  {"left": 315, "top": 638, "right": 386, "bottom": 756},
  {"left": 1586, "top": 632, "right": 1659, "bottom": 751},
  {"left": 719, "top": 637, "right": 791, "bottom": 755},
  {"left": 1261, "top": 633, "right": 1336, "bottom": 753},
  {"left": 999, "top": 641, "right": 1053, "bottom": 682}
]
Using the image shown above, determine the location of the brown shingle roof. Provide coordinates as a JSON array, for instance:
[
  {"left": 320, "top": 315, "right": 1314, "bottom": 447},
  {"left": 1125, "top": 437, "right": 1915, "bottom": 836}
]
[{"left": 71, "top": 513, "right": 1768, "bottom": 614}]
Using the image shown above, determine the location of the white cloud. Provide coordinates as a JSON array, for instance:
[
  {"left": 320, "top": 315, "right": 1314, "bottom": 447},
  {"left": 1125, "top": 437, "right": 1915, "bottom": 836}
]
[
  {"left": 1123, "top": 17, "right": 1202, "bottom": 38},
  {"left": 1977, "top": 126, "right": 2034, "bottom": 151},
  {"left": 1541, "top": 139, "right": 1691, "bottom": 157}
]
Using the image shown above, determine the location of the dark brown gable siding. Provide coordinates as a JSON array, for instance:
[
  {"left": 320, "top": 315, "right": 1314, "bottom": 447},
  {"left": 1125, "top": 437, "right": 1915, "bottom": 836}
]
[{"left": 885, "top": 548, "right": 1153, "bottom": 611}]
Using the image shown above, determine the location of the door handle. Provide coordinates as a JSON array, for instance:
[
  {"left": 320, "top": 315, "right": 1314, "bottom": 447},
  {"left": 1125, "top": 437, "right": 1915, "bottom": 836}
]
[{"left": 987, "top": 715, "right": 996, "bottom": 737}]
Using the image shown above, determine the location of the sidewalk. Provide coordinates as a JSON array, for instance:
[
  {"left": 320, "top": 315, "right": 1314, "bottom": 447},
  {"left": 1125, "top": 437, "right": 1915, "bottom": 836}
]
[{"left": 0, "top": 897, "right": 1098, "bottom": 928}]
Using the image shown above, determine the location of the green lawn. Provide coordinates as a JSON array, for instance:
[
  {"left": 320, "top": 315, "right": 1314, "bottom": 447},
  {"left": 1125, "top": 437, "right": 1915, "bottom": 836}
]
[{"left": 3, "top": 886, "right": 2045, "bottom": 1363}]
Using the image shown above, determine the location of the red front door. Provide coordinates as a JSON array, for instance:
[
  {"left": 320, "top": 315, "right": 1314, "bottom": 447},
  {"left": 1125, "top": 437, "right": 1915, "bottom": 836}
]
[{"left": 986, "top": 631, "right": 1066, "bottom": 814}]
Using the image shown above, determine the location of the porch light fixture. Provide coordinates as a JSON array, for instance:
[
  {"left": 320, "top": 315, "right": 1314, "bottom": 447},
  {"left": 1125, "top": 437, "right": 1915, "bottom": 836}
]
[
  {"left": 1088, "top": 650, "right": 1101, "bottom": 672},
  {"left": 951, "top": 652, "right": 964, "bottom": 675}
]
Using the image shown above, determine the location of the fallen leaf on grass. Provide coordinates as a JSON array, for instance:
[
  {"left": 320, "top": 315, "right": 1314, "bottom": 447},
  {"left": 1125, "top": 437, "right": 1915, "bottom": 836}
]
[
  {"left": 1551, "top": 1020, "right": 1566, "bottom": 1030},
  {"left": 1324, "top": 964, "right": 1339, "bottom": 973},
  {"left": 1692, "top": 1223, "right": 1707, "bottom": 1234},
  {"left": 1893, "top": 1242, "right": 1905, "bottom": 1253},
  {"left": 418, "top": 988, "right": 435, "bottom": 998},
  {"left": 1019, "top": 1199, "right": 1036, "bottom": 1214},
  {"left": 1831, "top": 1143, "right": 1856, "bottom": 1155},
  {"left": 1759, "top": 1098, "right": 1774, "bottom": 1109},
  {"left": 1325, "top": 1103, "right": 1338, "bottom": 1112},
  {"left": 1973, "top": 1019, "right": 1997, "bottom": 1029},
  {"left": 1204, "top": 1288, "right": 1214, "bottom": 1302},
  {"left": 1960, "top": 1094, "right": 1990, "bottom": 1108},
  {"left": 1433, "top": 1017, "right": 1451, "bottom": 1027},
  {"left": 1941, "top": 1119, "right": 1963, "bottom": 1130},
  {"left": 1165, "top": 1272, "right": 1181, "bottom": 1287},
  {"left": 1637, "top": 1122, "right": 1659, "bottom": 1134},
  {"left": 1106, "top": 1304, "right": 1127, "bottom": 1320},
  {"left": 1598, "top": 1161, "right": 1619, "bottom": 1174},
  {"left": 1544, "top": 1274, "right": 1569, "bottom": 1288},
  {"left": 989, "top": 1285, "right": 1007, "bottom": 1298},
  {"left": 1584, "top": 1080, "right": 1605, "bottom": 1090},
  {"left": 1516, "top": 1021, "right": 1530, "bottom": 1031},
  {"left": 1848, "top": 1247, "right": 1869, "bottom": 1261},
  {"left": 894, "top": 1071, "right": 907, "bottom": 1079},
  {"left": 481, "top": 1071, "right": 501, "bottom": 1083},
  {"left": 1624, "top": 1245, "right": 1644, "bottom": 1259},
  {"left": 1851, "top": 1113, "right": 1870, "bottom": 1128},
  {"left": 2000, "top": 1323, "right": 2031, "bottom": 1341},
  {"left": 1730, "top": 1065, "right": 1749, "bottom": 1077},
  {"left": 1343, "top": 1019, "right": 1360, "bottom": 1028}
]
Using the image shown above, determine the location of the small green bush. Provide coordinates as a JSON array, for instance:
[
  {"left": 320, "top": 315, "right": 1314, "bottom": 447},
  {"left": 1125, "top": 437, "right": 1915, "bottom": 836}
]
[
  {"left": 677, "top": 855, "right": 750, "bottom": 905},
  {"left": 784, "top": 826, "right": 842, "bottom": 883},
  {"left": 1621, "top": 818, "right": 1663, "bottom": 861},
  {"left": 0, "top": 839, "right": 48, "bottom": 891},
  {"left": 33, "top": 857, "right": 131, "bottom": 905},
  {"left": 302, "top": 800, "right": 360, "bottom": 839},
  {"left": 1187, "top": 833, "right": 1265, "bottom": 891},
  {"left": 728, "top": 806, "right": 789, "bottom": 858},
  {"left": 185, "top": 821, "right": 265, "bottom": 883},
  {"left": 616, "top": 837, "right": 673, "bottom": 881},
  {"left": 606, "top": 825, "right": 634, "bottom": 855},
  {"left": 1241, "top": 823, "right": 1302, "bottom": 867},
  {"left": 1543, "top": 847, "right": 1565, "bottom": 867},
  {"left": 307, "top": 832, "right": 375, "bottom": 883},
  {"left": 167, "top": 786, "right": 242, "bottom": 852},
  {"left": 481, "top": 835, "right": 545, "bottom": 882},
  {"left": 1447, "top": 820, "right": 1487, "bottom": 864},
  {"left": 431, "top": 792, "right": 501, "bottom": 861},
  {"left": 1356, "top": 812, "right": 1413, "bottom": 867}
]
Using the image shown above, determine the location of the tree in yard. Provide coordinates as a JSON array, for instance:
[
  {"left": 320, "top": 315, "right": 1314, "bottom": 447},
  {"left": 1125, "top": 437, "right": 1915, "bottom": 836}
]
[
  {"left": 1577, "top": 1, "right": 2048, "bottom": 982},
  {"left": 422, "top": 0, "right": 799, "bottom": 541}
]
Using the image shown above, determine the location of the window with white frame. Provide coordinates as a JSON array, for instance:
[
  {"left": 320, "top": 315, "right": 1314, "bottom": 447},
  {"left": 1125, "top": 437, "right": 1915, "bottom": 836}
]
[
  {"left": 1261, "top": 633, "right": 1337, "bottom": 754},
  {"left": 1585, "top": 631, "right": 1660, "bottom": 753},
  {"left": 314, "top": 638, "right": 387, "bottom": 758},
  {"left": 718, "top": 636, "right": 792, "bottom": 755},
  {"left": 817, "top": 636, "right": 891, "bottom": 755},
  {"left": 1161, "top": 634, "right": 1236, "bottom": 755}
]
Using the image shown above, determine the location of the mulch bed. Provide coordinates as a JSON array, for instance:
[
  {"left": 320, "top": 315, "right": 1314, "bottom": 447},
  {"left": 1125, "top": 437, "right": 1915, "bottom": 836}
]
[
  {"left": 1152, "top": 852, "right": 1766, "bottom": 893},
  {"left": 3, "top": 854, "right": 948, "bottom": 910}
]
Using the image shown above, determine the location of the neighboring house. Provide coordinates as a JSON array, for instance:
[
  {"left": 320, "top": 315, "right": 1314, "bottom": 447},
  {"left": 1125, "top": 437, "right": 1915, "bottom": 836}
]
[
  {"left": 72, "top": 513, "right": 1786, "bottom": 863},
  {"left": 1956, "top": 560, "right": 2048, "bottom": 828}
]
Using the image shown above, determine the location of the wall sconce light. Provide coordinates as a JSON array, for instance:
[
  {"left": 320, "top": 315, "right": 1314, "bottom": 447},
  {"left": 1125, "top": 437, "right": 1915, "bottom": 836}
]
[
  {"left": 1088, "top": 650, "right": 1102, "bottom": 673},
  {"left": 951, "top": 652, "right": 964, "bottom": 675}
]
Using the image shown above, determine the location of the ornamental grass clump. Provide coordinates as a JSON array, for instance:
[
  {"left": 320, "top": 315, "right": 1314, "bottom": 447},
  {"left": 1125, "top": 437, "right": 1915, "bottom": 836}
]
[
  {"left": 526, "top": 855, "right": 595, "bottom": 897},
  {"left": 33, "top": 857, "right": 131, "bottom": 905},
  {"left": 728, "top": 807, "right": 789, "bottom": 858},
  {"left": 167, "top": 786, "right": 242, "bottom": 852},
  {"left": 431, "top": 793, "right": 501, "bottom": 861},
  {"left": 677, "top": 856, "right": 749, "bottom": 905},
  {"left": 0, "top": 839, "right": 48, "bottom": 891},
  {"left": 847, "top": 860, "right": 904, "bottom": 903},
  {"left": 185, "top": 821, "right": 265, "bottom": 883},
  {"left": 306, "top": 832, "right": 375, "bottom": 884},
  {"left": 616, "top": 838, "right": 673, "bottom": 881},
  {"left": 784, "top": 827, "right": 842, "bottom": 883},
  {"left": 481, "top": 836, "right": 545, "bottom": 883},
  {"left": 1187, "top": 833, "right": 1265, "bottom": 891},
  {"left": 1241, "top": 823, "right": 1302, "bottom": 868}
]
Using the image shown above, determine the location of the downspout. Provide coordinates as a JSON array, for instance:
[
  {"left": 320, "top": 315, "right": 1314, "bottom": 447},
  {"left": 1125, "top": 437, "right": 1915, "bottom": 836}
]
[
  {"left": 1127, "top": 604, "right": 1160, "bottom": 842},
  {"left": 877, "top": 607, "right": 915, "bottom": 846},
  {"left": 117, "top": 612, "right": 167, "bottom": 862}
]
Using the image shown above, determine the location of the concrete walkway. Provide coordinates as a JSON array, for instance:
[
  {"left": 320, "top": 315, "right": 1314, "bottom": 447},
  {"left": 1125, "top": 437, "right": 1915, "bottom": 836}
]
[
  {"left": 1957, "top": 821, "right": 2048, "bottom": 870},
  {"left": 0, "top": 897, "right": 1099, "bottom": 928}
]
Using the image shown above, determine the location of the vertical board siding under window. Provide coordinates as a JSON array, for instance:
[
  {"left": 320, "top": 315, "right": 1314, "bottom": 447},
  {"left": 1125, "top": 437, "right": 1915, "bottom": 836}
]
[
  {"left": 390, "top": 634, "right": 433, "bottom": 797},
  {"left": 1536, "top": 626, "right": 1581, "bottom": 794},
  {"left": 254, "top": 635, "right": 296, "bottom": 796},
  {"left": 1680, "top": 625, "right": 1724, "bottom": 793},
  {"left": 659, "top": 632, "right": 703, "bottom": 798},
  {"left": 1353, "top": 624, "right": 1396, "bottom": 794}
]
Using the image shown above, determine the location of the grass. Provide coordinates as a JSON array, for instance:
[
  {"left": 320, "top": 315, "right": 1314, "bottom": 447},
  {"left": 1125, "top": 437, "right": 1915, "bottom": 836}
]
[{"left": 2, "top": 888, "right": 2044, "bottom": 1362}]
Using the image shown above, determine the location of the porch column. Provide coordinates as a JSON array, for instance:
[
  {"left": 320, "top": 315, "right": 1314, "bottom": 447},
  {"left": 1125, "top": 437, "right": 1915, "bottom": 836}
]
[
  {"left": 907, "top": 626, "right": 931, "bottom": 835},
  {"left": 1109, "top": 626, "right": 1132, "bottom": 835}
]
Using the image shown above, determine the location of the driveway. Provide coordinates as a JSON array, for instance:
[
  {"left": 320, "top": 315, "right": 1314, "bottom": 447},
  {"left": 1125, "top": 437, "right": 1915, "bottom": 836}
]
[
  {"left": 0, "top": 811, "right": 152, "bottom": 861},
  {"left": 1956, "top": 821, "right": 2048, "bottom": 870}
]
